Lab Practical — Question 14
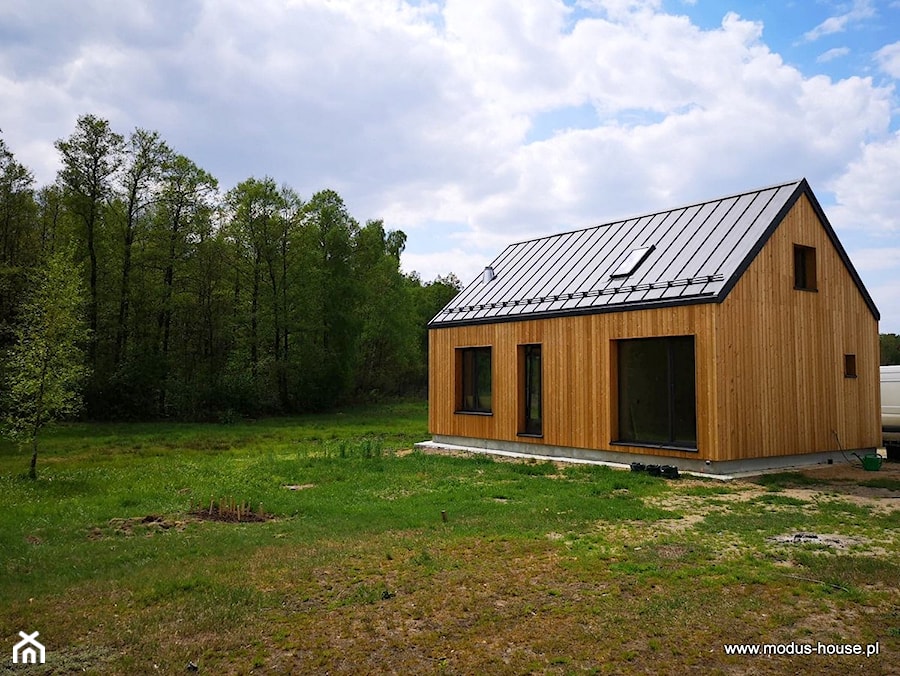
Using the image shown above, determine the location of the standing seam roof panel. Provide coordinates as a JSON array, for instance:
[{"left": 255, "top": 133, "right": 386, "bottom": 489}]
[
  {"left": 692, "top": 188, "right": 783, "bottom": 296},
  {"left": 483, "top": 231, "right": 586, "bottom": 318},
  {"left": 537, "top": 221, "right": 638, "bottom": 312},
  {"left": 635, "top": 202, "right": 719, "bottom": 302},
  {"left": 632, "top": 205, "right": 706, "bottom": 302},
  {"left": 709, "top": 184, "right": 798, "bottom": 282},
  {"left": 466, "top": 238, "right": 545, "bottom": 315},
  {"left": 514, "top": 229, "right": 594, "bottom": 306},
  {"left": 617, "top": 207, "right": 702, "bottom": 305},
  {"left": 650, "top": 192, "right": 762, "bottom": 304},
  {"left": 533, "top": 228, "right": 614, "bottom": 314},
  {"left": 556, "top": 222, "right": 631, "bottom": 311},
  {"left": 655, "top": 198, "right": 740, "bottom": 301},
  {"left": 544, "top": 226, "right": 612, "bottom": 298}
]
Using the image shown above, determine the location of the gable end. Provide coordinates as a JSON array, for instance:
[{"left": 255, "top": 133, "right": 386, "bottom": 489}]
[{"left": 714, "top": 179, "right": 879, "bottom": 321}]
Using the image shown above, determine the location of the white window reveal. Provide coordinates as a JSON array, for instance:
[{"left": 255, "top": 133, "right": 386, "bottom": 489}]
[{"left": 610, "top": 245, "right": 655, "bottom": 278}]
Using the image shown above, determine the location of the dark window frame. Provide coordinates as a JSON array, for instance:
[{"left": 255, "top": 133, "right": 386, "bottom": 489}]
[
  {"left": 794, "top": 244, "right": 817, "bottom": 291},
  {"left": 519, "top": 344, "right": 543, "bottom": 436},
  {"left": 844, "top": 353, "right": 857, "bottom": 378},
  {"left": 457, "top": 346, "right": 492, "bottom": 414},
  {"left": 615, "top": 335, "right": 697, "bottom": 451}
]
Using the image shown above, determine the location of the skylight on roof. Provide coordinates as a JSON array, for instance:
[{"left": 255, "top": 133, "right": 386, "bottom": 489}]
[{"left": 610, "top": 245, "right": 654, "bottom": 278}]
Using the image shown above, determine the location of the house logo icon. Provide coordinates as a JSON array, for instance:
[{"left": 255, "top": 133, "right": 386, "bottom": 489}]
[{"left": 12, "top": 631, "right": 45, "bottom": 664}]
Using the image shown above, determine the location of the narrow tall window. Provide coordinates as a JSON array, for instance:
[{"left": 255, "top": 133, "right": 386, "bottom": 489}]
[
  {"left": 458, "top": 347, "right": 492, "bottom": 413},
  {"left": 617, "top": 336, "right": 696, "bottom": 449},
  {"left": 520, "top": 344, "right": 542, "bottom": 435},
  {"left": 794, "top": 244, "right": 817, "bottom": 291},
  {"left": 844, "top": 354, "right": 857, "bottom": 378}
]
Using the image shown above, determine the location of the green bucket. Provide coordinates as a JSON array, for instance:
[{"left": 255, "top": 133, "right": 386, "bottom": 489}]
[{"left": 861, "top": 454, "right": 883, "bottom": 471}]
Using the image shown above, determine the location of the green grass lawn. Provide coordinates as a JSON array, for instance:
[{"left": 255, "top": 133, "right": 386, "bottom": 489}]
[{"left": 1, "top": 402, "right": 898, "bottom": 674}]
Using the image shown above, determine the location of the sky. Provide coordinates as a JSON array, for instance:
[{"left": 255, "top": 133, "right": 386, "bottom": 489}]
[{"left": 1, "top": 0, "right": 899, "bottom": 331}]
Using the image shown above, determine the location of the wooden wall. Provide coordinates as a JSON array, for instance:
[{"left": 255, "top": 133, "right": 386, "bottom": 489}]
[
  {"left": 428, "top": 303, "right": 720, "bottom": 461},
  {"left": 714, "top": 193, "right": 881, "bottom": 458},
  {"left": 428, "top": 193, "right": 880, "bottom": 462}
]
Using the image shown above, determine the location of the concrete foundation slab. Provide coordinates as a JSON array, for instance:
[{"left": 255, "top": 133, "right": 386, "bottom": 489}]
[{"left": 416, "top": 435, "right": 874, "bottom": 480}]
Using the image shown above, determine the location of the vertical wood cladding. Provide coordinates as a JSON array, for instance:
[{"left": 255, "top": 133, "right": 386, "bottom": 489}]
[
  {"left": 428, "top": 194, "right": 880, "bottom": 462},
  {"left": 715, "top": 194, "right": 880, "bottom": 458},
  {"left": 429, "top": 304, "right": 718, "bottom": 461}
]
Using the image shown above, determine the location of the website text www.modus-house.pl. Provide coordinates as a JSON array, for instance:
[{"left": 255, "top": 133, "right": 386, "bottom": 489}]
[{"left": 723, "top": 641, "right": 880, "bottom": 657}]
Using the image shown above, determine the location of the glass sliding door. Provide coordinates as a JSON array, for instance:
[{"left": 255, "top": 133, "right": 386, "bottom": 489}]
[{"left": 617, "top": 336, "right": 696, "bottom": 449}]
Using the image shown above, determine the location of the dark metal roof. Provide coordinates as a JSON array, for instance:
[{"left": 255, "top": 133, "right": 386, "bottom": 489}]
[{"left": 429, "top": 178, "right": 879, "bottom": 327}]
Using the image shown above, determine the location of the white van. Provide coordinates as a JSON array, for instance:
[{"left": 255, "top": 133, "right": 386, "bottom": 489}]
[{"left": 883, "top": 365, "right": 900, "bottom": 459}]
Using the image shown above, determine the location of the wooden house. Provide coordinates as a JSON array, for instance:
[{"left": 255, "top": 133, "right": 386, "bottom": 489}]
[{"left": 423, "top": 179, "right": 881, "bottom": 475}]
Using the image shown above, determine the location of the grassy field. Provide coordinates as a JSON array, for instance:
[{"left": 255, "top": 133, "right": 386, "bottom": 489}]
[{"left": 1, "top": 401, "right": 898, "bottom": 674}]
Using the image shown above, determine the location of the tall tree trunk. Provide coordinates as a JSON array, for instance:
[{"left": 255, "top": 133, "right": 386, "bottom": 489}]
[
  {"left": 265, "top": 256, "right": 286, "bottom": 408},
  {"left": 29, "top": 357, "right": 49, "bottom": 480},
  {"left": 115, "top": 212, "right": 135, "bottom": 365},
  {"left": 86, "top": 199, "right": 98, "bottom": 368},
  {"left": 29, "top": 435, "right": 39, "bottom": 480},
  {"left": 250, "top": 253, "right": 260, "bottom": 380},
  {"left": 280, "top": 232, "right": 290, "bottom": 407},
  {"left": 158, "top": 261, "right": 175, "bottom": 414},
  {"left": 156, "top": 209, "right": 180, "bottom": 415}
]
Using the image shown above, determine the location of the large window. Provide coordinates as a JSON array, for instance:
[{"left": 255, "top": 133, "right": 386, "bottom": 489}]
[
  {"left": 519, "top": 344, "right": 542, "bottom": 435},
  {"left": 458, "top": 347, "right": 492, "bottom": 413},
  {"left": 617, "top": 336, "right": 696, "bottom": 449}
]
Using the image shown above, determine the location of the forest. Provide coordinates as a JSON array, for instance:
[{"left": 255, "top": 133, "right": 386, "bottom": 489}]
[
  {"left": 881, "top": 334, "right": 900, "bottom": 366},
  {"left": 1, "top": 114, "right": 460, "bottom": 423}
]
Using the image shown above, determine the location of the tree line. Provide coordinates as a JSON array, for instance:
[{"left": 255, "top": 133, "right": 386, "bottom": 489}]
[
  {"left": 1, "top": 115, "right": 460, "bottom": 422},
  {"left": 882, "top": 334, "right": 900, "bottom": 366}
]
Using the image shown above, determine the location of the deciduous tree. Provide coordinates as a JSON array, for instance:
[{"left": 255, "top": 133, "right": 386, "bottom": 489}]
[
  {"left": 0, "top": 136, "right": 38, "bottom": 346},
  {"left": 114, "top": 128, "right": 170, "bottom": 364},
  {"left": 3, "top": 245, "right": 90, "bottom": 478},
  {"left": 54, "top": 114, "right": 124, "bottom": 370},
  {"left": 882, "top": 334, "right": 900, "bottom": 366}
]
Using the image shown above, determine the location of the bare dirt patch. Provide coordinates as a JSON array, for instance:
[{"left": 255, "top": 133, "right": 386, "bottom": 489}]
[
  {"left": 89, "top": 514, "right": 190, "bottom": 539},
  {"left": 757, "top": 461, "right": 900, "bottom": 515},
  {"left": 767, "top": 532, "right": 864, "bottom": 549},
  {"left": 780, "top": 458, "right": 900, "bottom": 490},
  {"left": 88, "top": 505, "right": 276, "bottom": 539},
  {"left": 283, "top": 483, "right": 316, "bottom": 491},
  {"left": 189, "top": 501, "right": 273, "bottom": 523},
  {"left": 648, "top": 462, "right": 900, "bottom": 515}
]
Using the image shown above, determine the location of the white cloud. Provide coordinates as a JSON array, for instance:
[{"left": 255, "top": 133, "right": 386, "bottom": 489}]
[
  {"left": 802, "top": 0, "right": 876, "bottom": 42},
  {"left": 804, "top": 15, "right": 849, "bottom": 42},
  {"left": 574, "top": 0, "right": 663, "bottom": 21},
  {"left": 872, "top": 279, "right": 900, "bottom": 332},
  {"left": 402, "top": 248, "right": 492, "bottom": 287},
  {"left": 827, "top": 129, "right": 900, "bottom": 330},
  {"left": 427, "top": 8, "right": 892, "bottom": 241},
  {"left": 876, "top": 41, "right": 900, "bottom": 78},
  {"left": 817, "top": 47, "right": 850, "bottom": 63},
  {"left": 848, "top": 248, "right": 900, "bottom": 272},
  {"left": 828, "top": 131, "right": 900, "bottom": 234}
]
